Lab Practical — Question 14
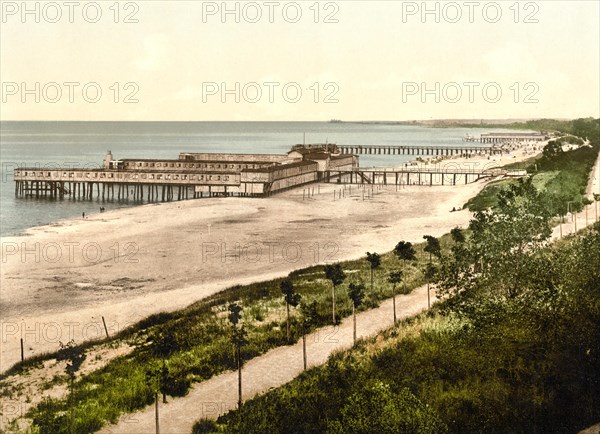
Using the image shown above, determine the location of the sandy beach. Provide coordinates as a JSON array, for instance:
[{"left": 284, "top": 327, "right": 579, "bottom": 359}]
[{"left": 0, "top": 147, "right": 539, "bottom": 372}]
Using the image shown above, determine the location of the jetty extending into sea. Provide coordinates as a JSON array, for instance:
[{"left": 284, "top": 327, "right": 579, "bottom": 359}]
[{"left": 13, "top": 142, "right": 528, "bottom": 202}]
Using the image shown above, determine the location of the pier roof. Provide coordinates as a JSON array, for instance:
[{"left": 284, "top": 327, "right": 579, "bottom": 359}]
[{"left": 242, "top": 160, "right": 317, "bottom": 173}]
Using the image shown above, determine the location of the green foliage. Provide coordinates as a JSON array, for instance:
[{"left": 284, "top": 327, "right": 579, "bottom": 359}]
[
  {"left": 326, "top": 381, "right": 448, "bottom": 434},
  {"left": 228, "top": 303, "right": 243, "bottom": 326},
  {"left": 300, "top": 300, "right": 319, "bottom": 330},
  {"left": 365, "top": 252, "right": 381, "bottom": 270},
  {"left": 423, "top": 235, "right": 441, "bottom": 259},
  {"left": 541, "top": 139, "right": 564, "bottom": 159},
  {"left": 348, "top": 282, "right": 366, "bottom": 308},
  {"left": 193, "top": 418, "right": 220, "bottom": 433},
  {"left": 387, "top": 270, "right": 402, "bottom": 286},
  {"left": 450, "top": 227, "right": 465, "bottom": 243},
  {"left": 324, "top": 263, "right": 346, "bottom": 287},
  {"left": 423, "top": 263, "right": 437, "bottom": 282},
  {"left": 394, "top": 241, "right": 416, "bottom": 263},
  {"left": 280, "top": 279, "right": 301, "bottom": 308}
]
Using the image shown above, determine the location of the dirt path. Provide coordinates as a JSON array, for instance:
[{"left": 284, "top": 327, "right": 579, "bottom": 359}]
[{"left": 100, "top": 285, "right": 429, "bottom": 434}]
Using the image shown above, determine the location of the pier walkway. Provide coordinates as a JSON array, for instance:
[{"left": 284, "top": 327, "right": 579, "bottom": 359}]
[
  {"left": 324, "top": 167, "right": 524, "bottom": 186},
  {"left": 336, "top": 144, "right": 504, "bottom": 156}
]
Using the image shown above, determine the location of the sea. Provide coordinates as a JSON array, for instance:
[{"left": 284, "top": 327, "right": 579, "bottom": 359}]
[{"left": 0, "top": 121, "right": 511, "bottom": 237}]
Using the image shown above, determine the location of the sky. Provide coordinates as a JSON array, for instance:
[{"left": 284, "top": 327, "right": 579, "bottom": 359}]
[{"left": 1, "top": 0, "right": 599, "bottom": 121}]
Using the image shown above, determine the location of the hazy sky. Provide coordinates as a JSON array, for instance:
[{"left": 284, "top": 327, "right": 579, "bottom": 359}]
[{"left": 1, "top": 0, "right": 599, "bottom": 121}]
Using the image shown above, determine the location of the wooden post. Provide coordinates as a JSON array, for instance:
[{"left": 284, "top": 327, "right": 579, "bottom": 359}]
[
  {"left": 20, "top": 338, "right": 24, "bottom": 361},
  {"left": 352, "top": 304, "right": 356, "bottom": 344},
  {"left": 237, "top": 345, "right": 242, "bottom": 409},
  {"left": 155, "top": 393, "right": 160, "bottom": 434},
  {"left": 427, "top": 283, "right": 431, "bottom": 309},
  {"left": 302, "top": 333, "right": 307, "bottom": 370},
  {"left": 585, "top": 205, "right": 588, "bottom": 228},
  {"left": 393, "top": 290, "right": 397, "bottom": 324},
  {"left": 102, "top": 316, "right": 109, "bottom": 338},
  {"left": 559, "top": 216, "right": 562, "bottom": 239}
]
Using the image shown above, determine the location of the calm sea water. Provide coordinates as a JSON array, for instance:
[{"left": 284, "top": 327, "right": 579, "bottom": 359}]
[{"left": 0, "top": 121, "right": 499, "bottom": 236}]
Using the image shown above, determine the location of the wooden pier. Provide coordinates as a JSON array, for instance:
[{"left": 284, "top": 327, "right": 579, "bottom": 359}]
[
  {"left": 13, "top": 145, "right": 528, "bottom": 204},
  {"left": 13, "top": 167, "right": 242, "bottom": 202},
  {"left": 336, "top": 144, "right": 504, "bottom": 156},
  {"left": 323, "top": 167, "right": 520, "bottom": 186}
]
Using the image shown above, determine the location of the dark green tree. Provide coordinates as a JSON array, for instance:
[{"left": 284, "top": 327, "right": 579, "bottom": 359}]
[
  {"left": 450, "top": 227, "right": 465, "bottom": 243},
  {"left": 394, "top": 241, "right": 416, "bottom": 297},
  {"left": 324, "top": 264, "right": 346, "bottom": 324},
  {"left": 348, "top": 282, "right": 366, "bottom": 344},
  {"left": 436, "top": 177, "right": 554, "bottom": 313},
  {"left": 542, "top": 140, "right": 564, "bottom": 160},
  {"left": 149, "top": 329, "right": 181, "bottom": 403},
  {"left": 300, "top": 300, "right": 319, "bottom": 370},
  {"left": 423, "top": 236, "right": 441, "bottom": 308},
  {"left": 141, "top": 327, "right": 185, "bottom": 434},
  {"left": 387, "top": 270, "right": 403, "bottom": 323},
  {"left": 394, "top": 241, "right": 416, "bottom": 266},
  {"left": 365, "top": 252, "right": 382, "bottom": 293},
  {"left": 280, "top": 279, "right": 302, "bottom": 343},
  {"left": 423, "top": 235, "right": 441, "bottom": 261}
]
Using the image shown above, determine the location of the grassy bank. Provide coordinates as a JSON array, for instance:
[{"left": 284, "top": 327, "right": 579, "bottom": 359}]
[{"left": 3, "top": 235, "right": 451, "bottom": 433}]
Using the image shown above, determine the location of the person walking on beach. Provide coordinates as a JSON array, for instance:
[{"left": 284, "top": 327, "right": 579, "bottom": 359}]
[{"left": 82, "top": 212, "right": 85, "bottom": 219}]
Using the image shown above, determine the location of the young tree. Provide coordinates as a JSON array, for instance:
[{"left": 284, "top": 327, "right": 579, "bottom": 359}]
[
  {"left": 229, "top": 302, "right": 248, "bottom": 409},
  {"left": 280, "top": 279, "right": 302, "bottom": 343},
  {"left": 365, "top": 252, "right": 382, "bottom": 293},
  {"left": 348, "top": 282, "right": 366, "bottom": 344},
  {"left": 324, "top": 264, "right": 346, "bottom": 324},
  {"left": 150, "top": 329, "right": 180, "bottom": 404},
  {"left": 423, "top": 235, "right": 441, "bottom": 309},
  {"left": 394, "top": 241, "right": 416, "bottom": 266},
  {"left": 423, "top": 235, "right": 441, "bottom": 262},
  {"left": 300, "top": 300, "right": 319, "bottom": 370},
  {"left": 450, "top": 226, "right": 465, "bottom": 243},
  {"left": 56, "top": 340, "right": 86, "bottom": 434},
  {"left": 140, "top": 328, "right": 183, "bottom": 434},
  {"left": 394, "top": 241, "right": 416, "bottom": 295},
  {"left": 387, "top": 270, "right": 403, "bottom": 324}
]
